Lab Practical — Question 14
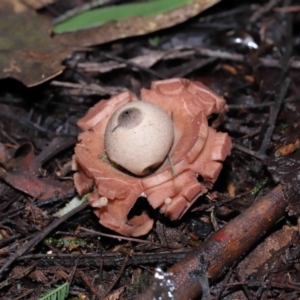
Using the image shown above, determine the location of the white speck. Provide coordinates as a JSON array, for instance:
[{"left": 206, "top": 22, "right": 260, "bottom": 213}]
[
  {"left": 97, "top": 197, "right": 108, "bottom": 207},
  {"left": 165, "top": 198, "right": 172, "bottom": 205},
  {"left": 153, "top": 268, "right": 175, "bottom": 300}
]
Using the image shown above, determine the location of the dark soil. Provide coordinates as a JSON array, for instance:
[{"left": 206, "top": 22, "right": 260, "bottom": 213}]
[{"left": 1, "top": 0, "right": 300, "bottom": 299}]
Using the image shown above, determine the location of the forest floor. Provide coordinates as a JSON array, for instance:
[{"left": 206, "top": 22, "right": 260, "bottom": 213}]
[{"left": 1, "top": 0, "right": 300, "bottom": 299}]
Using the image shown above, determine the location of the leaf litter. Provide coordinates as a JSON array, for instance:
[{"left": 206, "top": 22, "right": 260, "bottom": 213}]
[
  {"left": 0, "top": 0, "right": 220, "bottom": 86},
  {"left": 1, "top": 0, "right": 300, "bottom": 299}
]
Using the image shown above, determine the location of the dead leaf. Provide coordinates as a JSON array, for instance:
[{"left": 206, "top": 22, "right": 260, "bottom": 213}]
[
  {"left": 0, "top": 142, "right": 14, "bottom": 165},
  {"left": 104, "top": 286, "right": 125, "bottom": 300},
  {"left": 8, "top": 0, "right": 28, "bottom": 13},
  {"left": 28, "top": 269, "right": 48, "bottom": 283},
  {"left": 0, "top": 1, "right": 71, "bottom": 86},
  {"left": 54, "top": 0, "right": 221, "bottom": 47},
  {"left": 0, "top": 143, "right": 74, "bottom": 200},
  {"left": 0, "top": 0, "right": 220, "bottom": 86},
  {"left": 275, "top": 139, "right": 300, "bottom": 156},
  {"left": 21, "top": 0, "right": 57, "bottom": 10}
]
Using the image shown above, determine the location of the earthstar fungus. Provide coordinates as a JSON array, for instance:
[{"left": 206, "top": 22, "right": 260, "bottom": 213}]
[
  {"left": 73, "top": 78, "right": 232, "bottom": 236},
  {"left": 104, "top": 101, "right": 174, "bottom": 176}
]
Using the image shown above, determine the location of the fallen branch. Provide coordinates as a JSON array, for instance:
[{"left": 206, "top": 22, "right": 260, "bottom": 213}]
[{"left": 135, "top": 185, "right": 286, "bottom": 300}]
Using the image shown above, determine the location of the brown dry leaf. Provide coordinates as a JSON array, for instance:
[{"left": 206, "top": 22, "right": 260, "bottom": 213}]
[
  {"left": 29, "top": 269, "right": 48, "bottom": 283},
  {"left": 0, "top": 0, "right": 220, "bottom": 86},
  {"left": 55, "top": 0, "right": 221, "bottom": 47},
  {"left": 0, "top": 0, "right": 71, "bottom": 86},
  {"left": 275, "top": 139, "right": 300, "bottom": 156},
  {"left": 0, "top": 142, "right": 14, "bottom": 165},
  {"left": 0, "top": 143, "right": 74, "bottom": 200},
  {"left": 21, "top": 0, "right": 56, "bottom": 10},
  {"left": 227, "top": 181, "right": 236, "bottom": 198},
  {"left": 103, "top": 286, "right": 125, "bottom": 300},
  {"left": 6, "top": 0, "right": 28, "bottom": 13}
]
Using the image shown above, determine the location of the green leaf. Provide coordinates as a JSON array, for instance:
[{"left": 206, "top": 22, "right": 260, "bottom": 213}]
[
  {"left": 38, "top": 282, "right": 70, "bottom": 300},
  {"left": 54, "top": 0, "right": 193, "bottom": 33}
]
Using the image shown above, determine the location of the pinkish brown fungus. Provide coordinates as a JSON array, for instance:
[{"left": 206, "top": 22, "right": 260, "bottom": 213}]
[{"left": 73, "top": 78, "right": 232, "bottom": 236}]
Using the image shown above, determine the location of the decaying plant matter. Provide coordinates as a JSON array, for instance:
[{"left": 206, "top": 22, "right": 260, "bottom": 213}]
[{"left": 73, "top": 78, "right": 232, "bottom": 236}]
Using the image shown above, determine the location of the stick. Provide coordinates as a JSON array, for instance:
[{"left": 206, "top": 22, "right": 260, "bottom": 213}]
[{"left": 135, "top": 185, "right": 286, "bottom": 300}]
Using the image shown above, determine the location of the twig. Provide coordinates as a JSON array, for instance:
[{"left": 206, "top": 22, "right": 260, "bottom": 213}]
[
  {"left": 259, "top": 78, "right": 291, "bottom": 154},
  {"left": 135, "top": 185, "right": 286, "bottom": 300},
  {"left": 50, "top": 80, "right": 123, "bottom": 96},
  {"left": 228, "top": 102, "right": 274, "bottom": 110},
  {"left": 0, "top": 234, "right": 22, "bottom": 248},
  {"left": 274, "top": 6, "right": 300, "bottom": 12},
  {"left": 236, "top": 267, "right": 256, "bottom": 300},
  {"left": 37, "top": 136, "right": 77, "bottom": 165},
  {"left": 259, "top": 6, "right": 293, "bottom": 154},
  {"left": 215, "top": 267, "right": 235, "bottom": 300},
  {"left": 167, "top": 57, "right": 217, "bottom": 78},
  {"left": 14, "top": 250, "right": 191, "bottom": 268},
  {"left": 249, "top": 0, "right": 280, "bottom": 23},
  {"left": 0, "top": 106, "right": 52, "bottom": 135},
  {"left": 192, "top": 46, "right": 300, "bottom": 69},
  {"left": 69, "top": 257, "right": 79, "bottom": 284},
  {"left": 0, "top": 264, "right": 36, "bottom": 289},
  {"left": 99, "top": 52, "right": 165, "bottom": 79},
  {"left": 0, "top": 201, "right": 88, "bottom": 279},
  {"left": 233, "top": 143, "right": 267, "bottom": 160},
  {"left": 78, "top": 226, "right": 180, "bottom": 249},
  {"left": 102, "top": 255, "right": 129, "bottom": 298}
]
